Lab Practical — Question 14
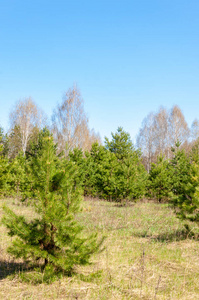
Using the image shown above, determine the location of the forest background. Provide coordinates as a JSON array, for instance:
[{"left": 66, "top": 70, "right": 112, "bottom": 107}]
[
  {"left": 1, "top": 91, "right": 199, "bottom": 207},
  {"left": 1, "top": 92, "right": 199, "bottom": 294},
  {"left": 1, "top": 1, "right": 199, "bottom": 297}
]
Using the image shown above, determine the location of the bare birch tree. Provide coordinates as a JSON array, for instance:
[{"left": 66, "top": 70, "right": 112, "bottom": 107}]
[
  {"left": 137, "top": 105, "right": 190, "bottom": 170},
  {"left": 153, "top": 107, "right": 171, "bottom": 159},
  {"left": 191, "top": 119, "right": 199, "bottom": 141},
  {"left": 52, "top": 86, "right": 100, "bottom": 154},
  {"left": 137, "top": 112, "right": 156, "bottom": 172},
  {"left": 169, "top": 105, "right": 189, "bottom": 148},
  {"left": 9, "top": 97, "right": 44, "bottom": 156}
]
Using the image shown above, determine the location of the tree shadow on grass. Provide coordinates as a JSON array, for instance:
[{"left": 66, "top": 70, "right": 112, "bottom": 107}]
[
  {"left": 133, "top": 228, "right": 198, "bottom": 243},
  {"left": 0, "top": 259, "right": 36, "bottom": 280}
]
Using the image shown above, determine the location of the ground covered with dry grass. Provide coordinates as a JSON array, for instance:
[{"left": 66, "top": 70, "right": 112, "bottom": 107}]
[{"left": 1, "top": 197, "right": 199, "bottom": 299}]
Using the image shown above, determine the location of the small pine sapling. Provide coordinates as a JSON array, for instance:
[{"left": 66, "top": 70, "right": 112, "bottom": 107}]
[{"left": 2, "top": 135, "right": 104, "bottom": 280}]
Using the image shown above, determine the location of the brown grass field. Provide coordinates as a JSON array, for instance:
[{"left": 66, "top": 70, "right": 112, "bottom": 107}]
[{"left": 1, "top": 197, "right": 199, "bottom": 299}]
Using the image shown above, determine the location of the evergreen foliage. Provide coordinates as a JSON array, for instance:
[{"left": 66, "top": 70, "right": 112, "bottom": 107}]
[
  {"left": 104, "top": 127, "right": 147, "bottom": 202},
  {"left": 168, "top": 143, "right": 199, "bottom": 223},
  {"left": 69, "top": 147, "right": 86, "bottom": 188},
  {"left": 105, "top": 126, "right": 134, "bottom": 160},
  {"left": 148, "top": 155, "right": 171, "bottom": 202},
  {"left": 115, "top": 149, "right": 147, "bottom": 201},
  {"left": 82, "top": 140, "right": 146, "bottom": 202},
  {"left": 168, "top": 143, "right": 197, "bottom": 223},
  {"left": 5, "top": 153, "right": 27, "bottom": 197},
  {"left": 2, "top": 135, "right": 104, "bottom": 280},
  {"left": 0, "top": 127, "right": 9, "bottom": 157},
  {"left": 169, "top": 143, "right": 191, "bottom": 198},
  {"left": 0, "top": 139, "right": 9, "bottom": 194},
  {"left": 87, "top": 142, "right": 118, "bottom": 200}
]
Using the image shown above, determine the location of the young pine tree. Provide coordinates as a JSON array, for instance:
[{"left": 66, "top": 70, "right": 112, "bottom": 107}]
[
  {"left": 169, "top": 143, "right": 191, "bottom": 198},
  {"left": 2, "top": 135, "right": 103, "bottom": 280},
  {"left": 0, "top": 141, "right": 9, "bottom": 195},
  {"left": 89, "top": 142, "right": 119, "bottom": 200},
  {"left": 105, "top": 126, "right": 134, "bottom": 161},
  {"left": 6, "top": 152, "right": 27, "bottom": 197},
  {"left": 148, "top": 155, "right": 171, "bottom": 202},
  {"left": 169, "top": 143, "right": 197, "bottom": 223},
  {"left": 105, "top": 127, "right": 147, "bottom": 202},
  {"left": 172, "top": 162, "right": 198, "bottom": 223},
  {"left": 115, "top": 149, "right": 147, "bottom": 202}
]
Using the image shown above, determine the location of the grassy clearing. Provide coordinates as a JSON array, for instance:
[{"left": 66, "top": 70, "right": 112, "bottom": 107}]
[{"left": 1, "top": 197, "right": 199, "bottom": 299}]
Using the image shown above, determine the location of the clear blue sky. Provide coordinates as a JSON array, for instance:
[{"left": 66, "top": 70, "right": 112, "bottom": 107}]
[{"left": 0, "top": 0, "right": 199, "bottom": 143}]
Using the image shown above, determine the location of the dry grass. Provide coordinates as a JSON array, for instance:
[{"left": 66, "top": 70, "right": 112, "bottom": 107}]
[{"left": 1, "top": 197, "right": 199, "bottom": 299}]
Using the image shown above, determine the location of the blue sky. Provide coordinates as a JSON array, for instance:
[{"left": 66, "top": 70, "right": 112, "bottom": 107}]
[{"left": 0, "top": 0, "right": 199, "bottom": 143}]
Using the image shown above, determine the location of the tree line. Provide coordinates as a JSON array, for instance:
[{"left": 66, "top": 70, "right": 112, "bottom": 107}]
[
  {"left": 137, "top": 106, "right": 199, "bottom": 171},
  {"left": 1, "top": 88, "right": 199, "bottom": 207},
  {"left": 5, "top": 86, "right": 101, "bottom": 159},
  {"left": 1, "top": 87, "right": 199, "bottom": 281}
]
